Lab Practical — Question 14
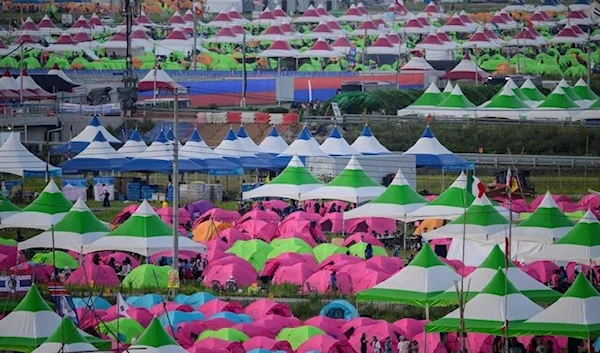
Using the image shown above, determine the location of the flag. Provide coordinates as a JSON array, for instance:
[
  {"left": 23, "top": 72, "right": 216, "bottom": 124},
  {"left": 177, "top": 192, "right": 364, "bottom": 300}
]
[
  {"left": 121, "top": 126, "right": 128, "bottom": 142},
  {"left": 117, "top": 292, "right": 131, "bottom": 318},
  {"left": 506, "top": 168, "right": 518, "bottom": 194},
  {"left": 60, "top": 296, "right": 79, "bottom": 326},
  {"left": 467, "top": 170, "right": 486, "bottom": 199},
  {"left": 67, "top": 125, "right": 73, "bottom": 160},
  {"left": 49, "top": 282, "right": 78, "bottom": 325}
]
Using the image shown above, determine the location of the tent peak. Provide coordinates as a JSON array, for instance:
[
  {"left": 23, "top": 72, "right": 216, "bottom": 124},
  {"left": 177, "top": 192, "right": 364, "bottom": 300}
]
[
  {"left": 134, "top": 200, "right": 159, "bottom": 217},
  {"left": 344, "top": 155, "right": 363, "bottom": 170},
  {"left": 92, "top": 131, "right": 107, "bottom": 143}
]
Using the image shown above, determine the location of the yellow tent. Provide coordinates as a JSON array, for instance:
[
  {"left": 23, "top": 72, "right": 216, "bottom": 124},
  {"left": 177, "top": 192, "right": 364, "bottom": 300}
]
[{"left": 192, "top": 220, "right": 231, "bottom": 242}]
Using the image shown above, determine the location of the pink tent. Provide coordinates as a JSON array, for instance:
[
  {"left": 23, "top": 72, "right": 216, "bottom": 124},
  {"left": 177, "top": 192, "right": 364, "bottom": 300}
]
[
  {"left": 198, "top": 299, "right": 244, "bottom": 317},
  {"left": 522, "top": 261, "right": 558, "bottom": 283},
  {"left": 366, "top": 256, "right": 404, "bottom": 273},
  {"left": 205, "top": 247, "right": 228, "bottom": 262},
  {"left": 243, "top": 336, "right": 294, "bottom": 353},
  {"left": 345, "top": 218, "right": 396, "bottom": 235},
  {"left": 319, "top": 254, "right": 362, "bottom": 271},
  {"left": 341, "top": 318, "right": 380, "bottom": 336},
  {"left": 253, "top": 315, "right": 302, "bottom": 336},
  {"left": 351, "top": 271, "right": 391, "bottom": 292},
  {"left": 244, "top": 299, "right": 293, "bottom": 320},
  {"left": 303, "top": 270, "right": 353, "bottom": 294},
  {"left": 9, "top": 263, "right": 53, "bottom": 282},
  {"left": 261, "top": 252, "right": 317, "bottom": 277},
  {"left": 238, "top": 209, "right": 281, "bottom": 225},
  {"left": 429, "top": 239, "right": 452, "bottom": 251},
  {"left": 76, "top": 307, "right": 104, "bottom": 330},
  {"left": 111, "top": 204, "right": 147, "bottom": 226},
  {"left": 156, "top": 207, "right": 191, "bottom": 226},
  {"left": 318, "top": 212, "right": 344, "bottom": 233},
  {"left": 298, "top": 335, "right": 356, "bottom": 353},
  {"left": 393, "top": 318, "right": 428, "bottom": 340},
  {"left": 102, "top": 306, "right": 154, "bottom": 327},
  {"left": 350, "top": 322, "right": 404, "bottom": 353},
  {"left": 204, "top": 239, "right": 229, "bottom": 252},
  {"left": 0, "top": 245, "right": 17, "bottom": 270},
  {"left": 232, "top": 323, "right": 272, "bottom": 338},
  {"left": 518, "top": 336, "right": 564, "bottom": 353},
  {"left": 218, "top": 228, "right": 250, "bottom": 245},
  {"left": 304, "top": 316, "right": 345, "bottom": 339},
  {"left": 101, "top": 253, "right": 140, "bottom": 267},
  {"left": 279, "top": 219, "right": 325, "bottom": 243},
  {"left": 457, "top": 266, "right": 476, "bottom": 277},
  {"left": 190, "top": 339, "right": 244, "bottom": 353},
  {"left": 342, "top": 232, "right": 384, "bottom": 247},
  {"left": 578, "top": 194, "right": 600, "bottom": 210},
  {"left": 65, "top": 263, "right": 120, "bottom": 287},
  {"left": 467, "top": 333, "right": 493, "bottom": 353},
  {"left": 236, "top": 219, "right": 279, "bottom": 242},
  {"left": 203, "top": 262, "right": 258, "bottom": 288},
  {"left": 276, "top": 231, "right": 318, "bottom": 247},
  {"left": 150, "top": 250, "right": 199, "bottom": 263},
  {"left": 414, "top": 332, "right": 458, "bottom": 353},
  {"left": 272, "top": 262, "right": 318, "bottom": 286},
  {"left": 324, "top": 201, "right": 347, "bottom": 214},
  {"left": 261, "top": 200, "right": 288, "bottom": 211},
  {"left": 566, "top": 262, "right": 598, "bottom": 282},
  {"left": 197, "top": 209, "right": 241, "bottom": 224},
  {"left": 440, "top": 258, "right": 464, "bottom": 271},
  {"left": 529, "top": 194, "right": 572, "bottom": 211},
  {"left": 149, "top": 302, "right": 194, "bottom": 316},
  {"left": 176, "top": 320, "right": 234, "bottom": 347},
  {"left": 282, "top": 211, "right": 322, "bottom": 223}
]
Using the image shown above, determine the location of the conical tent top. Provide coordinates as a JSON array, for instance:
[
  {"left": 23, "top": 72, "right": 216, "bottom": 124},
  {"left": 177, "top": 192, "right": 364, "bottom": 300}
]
[
  {"left": 410, "top": 243, "right": 447, "bottom": 268},
  {"left": 286, "top": 154, "right": 305, "bottom": 168},
  {"left": 480, "top": 269, "right": 520, "bottom": 296},
  {"left": 442, "top": 81, "right": 454, "bottom": 95},
  {"left": 298, "top": 126, "right": 313, "bottom": 140},
  {"left": 360, "top": 124, "right": 373, "bottom": 137},
  {"left": 479, "top": 244, "right": 515, "bottom": 269},
  {"left": 390, "top": 168, "right": 411, "bottom": 186},
  {"left": 573, "top": 78, "right": 599, "bottom": 100},
  {"left": 438, "top": 84, "right": 476, "bottom": 108},
  {"left": 44, "top": 317, "right": 90, "bottom": 345},
  {"left": 538, "top": 86, "right": 579, "bottom": 109},
  {"left": 520, "top": 78, "right": 546, "bottom": 101},
  {"left": 189, "top": 129, "right": 202, "bottom": 142},
  {"left": 556, "top": 79, "right": 582, "bottom": 101},
  {"left": 267, "top": 126, "right": 280, "bottom": 137},
  {"left": 329, "top": 126, "right": 343, "bottom": 138},
  {"left": 134, "top": 318, "right": 179, "bottom": 347},
  {"left": 563, "top": 273, "right": 600, "bottom": 299},
  {"left": 449, "top": 194, "right": 508, "bottom": 226},
  {"left": 89, "top": 115, "right": 101, "bottom": 127},
  {"left": 237, "top": 126, "right": 249, "bottom": 138},
  {"left": 22, "top": 180, "right": 72, "bottom": 214},
  {"left": 92, "top": 131, "right": 107, "bottom": 143},
  {"left": 225, "top": 129, "right": 238, "bottom": 141},
  {"left": 366, "top": 169, "right": 426, "bottom": 206},
  {"left": 129, "top": 130, "right": 143, "bottom": 142},
  {"left": 554, "top": 209, "right": 600, "bottom": 246},
  {"left": 13, "top": 285, "right": 52, "bottom": 312},
  {"left": 154, "top": 130, "right": 168, "bottom": 143},
  {"left": 52, "top": 198, "right": 109, "bottom": 233},
  {"left": 411, "top": 83, "right": 445, "bottom": 106},
  {"left": 0, "top": 191, "right": 20, "bottom": 212},
  {"left": 110, "top": 200, "right": 173, "bottom": 238},
  {"left": 166, "top": 128, "right": 174, "bottom": 141},
  {"left": 428, "top": 172, "right": 474, "bottom": 207},
  {"left": 519, "top": 191, "right": 574, "bottom": 228},
  {"left": 486, "top": 86, "right": 529, "bottom": 109}
]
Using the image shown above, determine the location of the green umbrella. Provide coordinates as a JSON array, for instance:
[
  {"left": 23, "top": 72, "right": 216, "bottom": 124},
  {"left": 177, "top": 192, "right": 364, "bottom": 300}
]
[
  {"left": 379, "top": 64, "right": 393, "bottom": 71},
  {"left": 0, "top": 57, "right": 18, "bottom": 68},
  {"left": 324, "top": 63, "right": 341, "bottom": 72},
  {"left": 98, "top": 318, "right": 144, "bottom": 344},
  {"left": 121, "top": 264, "right": 171, "bottom": 289},
  {"left": 227, "top": 240, "right": 273, "bottom": 271},
  {"left": 20, "top": 57, "right": 41, "bottom": 69},
  {"left": 313, "top": 243, "right": 347, "bottom": 263},
  {"left": 31, "top": 251, "right": 78, "bottom": 269},
  {"left": 270, "top": 238, "right": 312, "bottom": 249},
  {"left": 348, "top": 243, "right": 388, "bottom": 259},
  {"left": 276, "top": 326, "right": 326, "bottom": 350},
  {"left": 211, "top": 62, "right": 234, "bottom": 70},
  {"left": 198, "top": 328, "right": 249, "bottom": 342}
]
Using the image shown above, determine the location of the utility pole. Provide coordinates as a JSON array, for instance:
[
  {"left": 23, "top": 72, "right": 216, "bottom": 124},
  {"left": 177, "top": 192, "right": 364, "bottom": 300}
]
[
  {"left": 118, "top": 0, "right": 138, "bottom": 117},
  {"left": 192, "top": 2, "right": 197, "bottom": 70},
  {"left": 587, "top": 30, "right": 592, "bottom": 85},
  {"left": 241, "top": 31, "right": 247, "bottom": 107},
  {"left": 171, "top": 89, "right": 179, "bottom": 295}
]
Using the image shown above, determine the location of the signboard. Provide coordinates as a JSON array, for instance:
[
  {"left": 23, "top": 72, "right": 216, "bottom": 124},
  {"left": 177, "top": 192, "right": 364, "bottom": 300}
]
[
  {"left": 59, "top": 103, "right": 121, "bottom": 116},
  {"left": 62, "top": 179, "right": 87, "bottom": 201},
  {"left": 331, "top": 102, "right": 342, "bottom": 117},
  {"left": 93, "top": 177, "right": 114, "bottom": 202},
  {"left": 0, "top": 274, "right": 32, "bottom": 294},
  {"left": 168, "top": 269, "right": 180, "bottom": 289}
]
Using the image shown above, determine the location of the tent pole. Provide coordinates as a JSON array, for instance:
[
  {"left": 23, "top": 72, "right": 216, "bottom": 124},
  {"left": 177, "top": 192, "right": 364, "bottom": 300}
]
[
  {"left": 403, "top": 221, "right": 407, "bottom": 251},
  {"left": 172, "top": 89, "right": 180, "bottom": 295}
]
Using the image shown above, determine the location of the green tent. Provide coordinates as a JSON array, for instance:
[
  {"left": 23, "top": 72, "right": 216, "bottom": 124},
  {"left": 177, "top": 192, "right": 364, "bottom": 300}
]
[
  {"left": 557, "top": 79, "right": 582, "bottom": 101},
  {"left": 276, "top": 325, "right": 326, "bottom": 350},
  {"left": 0, "top": 57, "right": 19, "bottom": 68},
  {"left": 32, "top": 317, "right": 109, "bottom": 353},
  {"left": 312, "top": 243, "right": 347, "bottom": 263},
  {"left": 266, "top": 243, "right": 313, "bottom": 260},
  {"left": 348, "top": 243, "right": 388, "bottom": 259},
  {"left": 437, "top": 85, "right": 476, "bottom": 108},
  {"left": 0, "top": 191, "right": 19, "bottom": 219},
  {"left": 122, "top": 264, "right": 171, "bottom": 289},
  {"left": 198, "top": 328, "right": 249, "bottom": 342},
  {"left": 573, "top": 78, "right": 599, "bottom": 100},
  {"left": 129, "top": 318, "right": 187, "bottom": 353},
  {"left": 410, "top": 83, "right": 445, "bottom": 107},
  {"left": 537, "top": 85, "right": 579, "bottom": 109},
  {"left": 31, "top": 251, "right": 78, "bottom": 269},
  {"left": 98, "top": 318, "right": 144, "bottom": 344},
  {"left": 227, "top": 239, "right": 273, "bottom": 271},
  {"left": 520, "top": 78, "right": 546, "bottom": 101}
]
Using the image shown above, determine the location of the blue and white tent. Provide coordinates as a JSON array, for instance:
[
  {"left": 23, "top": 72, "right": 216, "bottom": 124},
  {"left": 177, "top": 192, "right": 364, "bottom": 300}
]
[
  {"left": 213, "top": 129, "right": 274, "bottom": 170},
  {"left": 179, "top": 129, "right": 241, "bottom": 174},
  {"left": 320, "top": 126, "right": 360, "bottom": 156},
  {"left": 279, "top": 126, "right": 328, "bottom": 158},
  {"left": 403, "top": 126, "right": 473, "bottom": 170},
  {"left": 118, "top": 130, "right": 148, "bottom": 159},
  {"left": 351, "top": 124, "right": 391, "bottom": 155},
  {"left": 61, "top": 132, "right": 129, "bottom": 173},
  {"left": 120, "top": 130, "right": 205, "bottom": 173},
  {"left": 52, "top": 115, "right": 122, "bottom": 154},
  {"left": 259, "top": 126, "right": 288, "bottom": 155},
  {"left": 237, "top": 126, "right": 285, "bottom": 167},
  {"left": 165, "top": 127, "right": 183, "bottom": 150}
]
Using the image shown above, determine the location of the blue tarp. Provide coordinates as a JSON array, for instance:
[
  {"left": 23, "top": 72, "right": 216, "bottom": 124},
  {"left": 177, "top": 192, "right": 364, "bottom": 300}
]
[{"left": 319, "top": 300, "right": 359, "bottom": 321}]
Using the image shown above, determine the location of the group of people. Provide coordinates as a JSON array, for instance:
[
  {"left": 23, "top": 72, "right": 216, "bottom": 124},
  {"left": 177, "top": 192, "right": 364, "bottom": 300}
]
[
  {"left": 92, "top": 253, "right": 133, "bottom": 279},
  {"left": 167, "top": 255, "right": 207, "bottom": 283},
  {"left": 360, "top": 334, "right": 417, "bottom": 353},
  {"left": 550, "top": 266, "right": 599, "bottom": 292}
]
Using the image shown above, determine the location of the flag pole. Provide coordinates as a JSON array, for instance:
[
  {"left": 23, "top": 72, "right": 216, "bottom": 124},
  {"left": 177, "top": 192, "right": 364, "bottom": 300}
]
[{"left": 504, "top": 167, "right": 513, "bottom": 353}]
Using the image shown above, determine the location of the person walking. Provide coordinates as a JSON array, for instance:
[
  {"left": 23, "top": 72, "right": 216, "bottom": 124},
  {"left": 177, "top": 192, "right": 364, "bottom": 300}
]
[{"left": 102, "top": 184, "right": 110, "bottom": 207}]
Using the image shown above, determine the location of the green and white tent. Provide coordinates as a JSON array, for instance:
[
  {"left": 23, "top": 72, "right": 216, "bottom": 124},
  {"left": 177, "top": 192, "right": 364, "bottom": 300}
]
[
  {"left": 356, "top": 243, "right": 461, "bottom": 308},
  {"left": 489, "top": 191, "right": 574, "bottom": 243},
  {"left": 31, "top": 318, "right": 98, "bottom": 353},
  {"left": 405, "top": 172, "right": 475, "bottom": 222},
  {"left": 513, "top": 273, "right": 600, "bottom": 339},
  {"left": 433, "top": 245, "right": 560, "bottom": 304},
  {"left": 1, "top": 180, "right": 72, "bottom": 230},
  {"left": 422, "top": 195, "right": 509, "bottom": 241},
  {"left": 344, "top": 169, "right": 427, "bottom": 221},
  {"left": 426, "top": 269, "right": 543, "bottom": 335},
  {"left": 529, "top": 209, "right": 600, "bottom": 264},
  {"left": 573, "top": 78, "right": 599, "bottom": 101},
  {"left": 500, "top": 77, "right": 531, "bottom": 102},
  {"left": 0, "top": 192, "right": 19, "bottom": 220},
  {"left": 300, "top": 156, "right": 385, "bottom": 204},
  {"left": 129, "top": 318, "right": 187, "bottom": 353},
  {"left": 483, "top": 86, "right": 529, "bottom": 109},
  {"left": 242, "top": 155, "right": 323, "bottom": 200},
  {"left": 519, "top": 78, "right": 546, "bottom": 102},
  {"left": 442, "top": 81, "right": 454, "bottom": 98},
  {"left": 536, "top": 85, "right": 579, "bottom": 109},
  {"left": 437, "top": 85, "right": 476, "bottom": 109},
  {"left": 557, "top": 78, "right": 583, "bottom": 102},
  {"left": 84, "top": 200, "right": 205, "bottom": 256},
  {"left": 18, "top": 198, "right": 109, "bottom": 253},
  {"left": 0, "top": 285, "right": 107, "bottom": 352},
  {"left": 411, "top": 83, "right": 445, "bottom": 107}
]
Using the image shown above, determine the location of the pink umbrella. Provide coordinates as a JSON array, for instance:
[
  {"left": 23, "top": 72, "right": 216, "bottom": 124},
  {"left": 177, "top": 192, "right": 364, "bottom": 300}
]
[
  {"left": 279, "top": 219, "right": 326, "bottom": 243},
  {"left": 198, "top": 299, "right": 244, "bottom": 317},
  {"left": 204, "top": 239, "right": 230, "bottom": 252},
  {"left": 149, "top": 250, "right": 199, "bottom": 263},
  {"left": 282, "top": 211, "right": 322, "bottom": 223},
  {"left": 111, "top": 204, "right": 147, "bottom": 226},
  {"left": 253, "top": 315, "right": 301, "bottom": 336},
  {"left": 197, "top": 209, "right": 241, "bottom": 224},
  {"left": 236, "top": 219, "right": 279, "bottom": 242},
  {"left": 440, "top": 258, "right": 464, "bottom": 271},
  {"left": 101, "top": 253, "right": 140, "bottom": 267},
  {"left": 297, "top": 335, "right": 355, "bottom": 353},
  {"left": 243, "top": 336, "right": 294, "bottom": 353},
  {"left": 457, "top": 266, "right": 477, "bottom": 277},
  {"left": 319, "top": 254, "right": 362, "bottom": 271},
  {"left": 276, "top": 231, "right": 318, "bottom": 247},
  {"left": 566, "top": 262, "right": 596, "bottom": 281},
  {"left": 156, "top": 207, "right": 191, "bottom": 226},
  {"left": 273, "top": 262, "right": 318, "bottom": 286},
  {"left": 341, "top": 233, "right": 384, "bottom": 247},
  {"left": 318, "top": 212, "right": 344, "bottom": 233},
  {"left": 102, "top": 306, "right": 154, "bottom": 327},
  {"left": 366, "top": 256, "right": 404, "bottom": 273},
  {"left": 149, "top": 302, "right": 194, "bottom": 316},
  {"left": 205, "top": 247, "right": 228, "bottom": 262},
  {"left": 217, "top": 228, "right": 249, "bottom": 245},
  {"left": 9, "top": 262, "right": 53, "bottom": 282},
  {"left": 262, "top": 252, "right": 317, "bottom": 277},
  {"left": 303, "top": 270, "right": 353, "bottom": 294},
  {"left": 341, "top": 318, "right": 380, "bottom": 336},
  {"left": 339, "top": 262, "right": 381, "bottom": 279},
  {"left": 76, "top": 307, "right": 105, "bottom": 330},
  {"left": 304, "top": 316, "right": 345, "bottom": 340},
  {"left": 203, "top": 262, "right": 258, "bottom": 288},
  {"left": 244, "top": 299, "right": 293, "bottom": 320},
  {"left": 578, "top": 194, "right": 600, "bottom": 209},
  {"left": 232, "top": 323, "right": 273, "bottom": 338},
  {"left": 65, "top": 263, "right": 120, "bottom": 287},
  {"left": 191, "top": 339, "right": 244, "bottom": 353},
  {"left": 393, "top": 318, "right": 428, "bottom": 340},
  {"left": 238, "top": 209, "right": 281, "bottom": 225},
  {"left": 502, "top": 199, "right": 530, "bottom": 213},
  {"left": 522, "top": 261, "right": 558, "bottom": 283},
  {"left": 352, "top": 271, "right": 391, "bottom": 291},
  {"left": 186, "top": 347, "right": 227, "bottom": 353},
  {"left": 345, "top": 218, "right": 396, "bottom": 235}
]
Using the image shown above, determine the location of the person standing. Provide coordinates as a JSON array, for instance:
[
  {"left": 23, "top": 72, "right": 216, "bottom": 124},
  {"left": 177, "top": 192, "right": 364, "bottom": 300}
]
[
  {"left": 398, "top": 336, "right": 410, "bottom": 353},
  {"left": 360, "top": 333, "right": 368, "bottom": 353},
  {"left": 372, "top": 337, "right": 381, "bottom": 353},
  {"left": 102, "top": 184, "right": 110, "bottom": 207},
  {"left": 384, "top": 337, "right": 392, "bottom": 353}
]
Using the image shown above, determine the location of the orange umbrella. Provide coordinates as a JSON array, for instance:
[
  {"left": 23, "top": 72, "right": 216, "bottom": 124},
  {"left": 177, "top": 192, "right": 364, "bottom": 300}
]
[{"left": 192, "top": 220, "right": 232, "bottom": 242}]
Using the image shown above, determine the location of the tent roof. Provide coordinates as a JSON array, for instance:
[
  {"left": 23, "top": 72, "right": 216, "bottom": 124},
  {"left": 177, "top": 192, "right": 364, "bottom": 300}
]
[
  {"left": 139, "top": 68, "right": 187, "bottom": 93},
  {"left": 520, "top": 78, "right": 546, "bottom": 101},
  {"left": 440, "top": 56, "right": 490, "bottom": 81},
  {"left": 0, "top": 132, "right": 60, "bottom": 177},
  {"left": 350, "top": 124, "right": 391, "bottom": 155},
  {"left": 410, "top": 83, "right": 445, "bottom": 107},
  {"left": 401, "top": 56, "right": 435, "bottom": 71},
  {"left": 403, "top": 126, "right": 473, "bottom": 170},
  {"left": 53, "top": 115, "right": 122, "bottom": 154},
  {"left": 437, "top": 85, "right": 476, "bottom": 108},
  {"left": 484, "top": 86, "right": 530, "bottom": 109},
  {"left": 320, "top": 126, "right": 360, "bottom": 156},
  {"left": 259, "top": 126, "right": 289, "bottom": 155},
  {"left": 130, "top": 318, "right": 187, "bottom": 353},
  {"left": 573, "top": 78, "right": 599, "bottom": 100},
  {"left": 118, "top": 130, "right": 148, "bottom": 159},
  {"left": 61, "top": 132, "right": 129, "bottom": 173},
  {"left": 279, "top": 126, "right": 328, "bottom": 157},
  {"left": 537, "top": 86, "right": 579, "bottom": 109}
]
